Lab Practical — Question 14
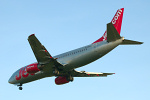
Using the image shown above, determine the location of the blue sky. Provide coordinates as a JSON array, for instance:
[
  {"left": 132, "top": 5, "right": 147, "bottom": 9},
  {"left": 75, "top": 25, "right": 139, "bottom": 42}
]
[{"left": 1, "top": 0, "right": 150, "bottom": 100}]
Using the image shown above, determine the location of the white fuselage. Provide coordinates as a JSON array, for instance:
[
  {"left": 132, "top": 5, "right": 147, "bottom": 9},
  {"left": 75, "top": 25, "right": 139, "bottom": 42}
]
[
  {"left": 56, "top": 38, "right": 123, "bottom": 70},
  {"left": 9, "top": 38, "right": 123, "bottom": 85}
]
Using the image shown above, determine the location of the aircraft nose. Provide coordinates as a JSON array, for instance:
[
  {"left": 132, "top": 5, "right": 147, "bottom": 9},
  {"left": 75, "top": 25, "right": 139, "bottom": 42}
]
[
  {"left": 8, "top": 77, "right": 13, "bottom": 84},
  {"left": 8, "top": 75, "right": 15, "bottom": 84}
]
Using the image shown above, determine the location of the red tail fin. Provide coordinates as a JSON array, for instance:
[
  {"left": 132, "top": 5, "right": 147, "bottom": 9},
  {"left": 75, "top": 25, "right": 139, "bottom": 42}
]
[{"left": 93, "top": 8, "right": 124, "bottom": 44}]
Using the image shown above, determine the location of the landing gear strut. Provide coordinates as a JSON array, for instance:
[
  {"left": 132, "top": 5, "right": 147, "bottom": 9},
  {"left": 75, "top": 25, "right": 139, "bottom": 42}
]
[
  {"left": 17, "top": 83, "right": 23, "bottom": 90},
  {"left": 67, "top": 75, "right": 74, "bottom": 82},
  {"left": 53, "top": 69, "right": 59, "bottom": 75}
]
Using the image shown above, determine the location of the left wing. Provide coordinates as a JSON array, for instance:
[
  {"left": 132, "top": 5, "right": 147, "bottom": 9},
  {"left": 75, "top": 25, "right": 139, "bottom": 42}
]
[
  {"left": 28, "top": 34, "right": 63, "bottom": 66},
  {"left": 71, "top": 70, "right": 115, "bottom": 77}
]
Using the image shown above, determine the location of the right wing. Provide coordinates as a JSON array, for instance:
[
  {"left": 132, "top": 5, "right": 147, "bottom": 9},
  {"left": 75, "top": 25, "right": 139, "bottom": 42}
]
[{"left": 71, "top": 70, "right": 115, "bottom": 77}]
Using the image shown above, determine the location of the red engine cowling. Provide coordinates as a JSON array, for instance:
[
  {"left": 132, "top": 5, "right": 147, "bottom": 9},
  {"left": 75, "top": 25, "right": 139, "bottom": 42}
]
[
  {"left": 55, "top": 76, "right": 69, "bottom": 85},
  {"left": 26, "top": 63, "right": 40, "bottom": 74}
]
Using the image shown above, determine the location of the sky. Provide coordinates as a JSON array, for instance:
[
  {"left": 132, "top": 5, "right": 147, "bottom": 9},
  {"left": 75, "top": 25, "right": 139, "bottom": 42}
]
[{"left": 0, "top": 0, "right": 150, "bottom": 100}]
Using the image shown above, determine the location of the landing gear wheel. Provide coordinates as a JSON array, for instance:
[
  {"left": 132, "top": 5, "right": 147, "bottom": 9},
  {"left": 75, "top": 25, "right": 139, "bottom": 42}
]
[
  {"left": 19, "top": 87, "right": 23, "bottom": 90},
  {"left": 17, "top": 83, "right": 23, "bottom": 90}
]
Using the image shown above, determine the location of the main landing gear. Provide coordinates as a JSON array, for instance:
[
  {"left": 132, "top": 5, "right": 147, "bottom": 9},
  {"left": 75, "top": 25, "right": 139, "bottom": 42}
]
[
  {"left": 53, "top": 69, "right": 60, "bottom": 76},
  {"left": 17, "top": 83, "right": 23, "bottom": 90},
  {"left": 53, "top": 68, "right": 74, "bottom": 82},
  {"left": 67, "top": 75, "right": 74, "bottom": 82}
]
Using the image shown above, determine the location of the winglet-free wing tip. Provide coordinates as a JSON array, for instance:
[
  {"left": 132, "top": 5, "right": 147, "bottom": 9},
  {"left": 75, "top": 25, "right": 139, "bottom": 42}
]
[
  {"left": 29, "top": 34, "right": 35, "bottom": 37},
  {"left": 109, "top": 73, "right": 115, "bottom": 75}
]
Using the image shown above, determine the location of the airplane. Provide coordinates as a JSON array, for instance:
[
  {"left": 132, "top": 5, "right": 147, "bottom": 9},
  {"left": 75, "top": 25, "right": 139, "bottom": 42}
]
[{"left": 8, "top": 8, "right": 143, "bottom": 90}]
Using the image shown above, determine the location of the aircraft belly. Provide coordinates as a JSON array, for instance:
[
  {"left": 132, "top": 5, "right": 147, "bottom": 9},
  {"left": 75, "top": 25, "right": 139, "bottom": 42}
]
[
  {"left": 96, "top": 39, "right": 122, "bottom": 54},
  {"left": 21, "top": 73, "right": 52, "bottom": 84}
]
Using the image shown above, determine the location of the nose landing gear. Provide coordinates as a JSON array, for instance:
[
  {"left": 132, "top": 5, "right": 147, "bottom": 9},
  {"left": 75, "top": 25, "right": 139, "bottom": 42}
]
[
  {"left": 19, "top": 86, "right": 23, "bottom": 90},
  {"left": 17, "top": 83, "right": 23, "bottom": 90}
]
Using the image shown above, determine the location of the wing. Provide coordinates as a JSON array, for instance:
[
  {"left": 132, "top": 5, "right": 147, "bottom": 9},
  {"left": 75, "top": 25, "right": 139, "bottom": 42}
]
[
  {"left": 71, "top": 70, "right": 115, "bottom": 77},
  {"left": 28, "top": 34, "right": 62, "bottom": 67}
]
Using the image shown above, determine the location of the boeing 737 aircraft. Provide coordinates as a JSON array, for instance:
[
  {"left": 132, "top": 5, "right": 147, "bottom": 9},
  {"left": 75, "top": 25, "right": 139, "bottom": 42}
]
[{"left": 8, "top": 8, "right": 143, "bottom": 90}]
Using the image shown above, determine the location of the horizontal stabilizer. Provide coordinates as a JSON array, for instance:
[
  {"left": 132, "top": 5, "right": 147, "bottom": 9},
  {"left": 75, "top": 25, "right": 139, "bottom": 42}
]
[
  {"left": 121, "top": 39, "right": 143, "bottom": 45},
  {"left": 107, "top": 22, "right": 121, "bottom": 42}
]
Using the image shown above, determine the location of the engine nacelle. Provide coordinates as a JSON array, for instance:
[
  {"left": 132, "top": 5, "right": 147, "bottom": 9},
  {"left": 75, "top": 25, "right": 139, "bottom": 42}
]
[
  {"left": 26, "top": 63, "right": 40, "bottom": 74},
  {"left": 55, "top": 76, "right": 69, "bottom": 85}
]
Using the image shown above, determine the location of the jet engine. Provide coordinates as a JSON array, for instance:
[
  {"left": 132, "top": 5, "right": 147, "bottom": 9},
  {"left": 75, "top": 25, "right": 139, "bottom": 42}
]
[
  {"left": 26, "top": 63, "right": 40, "bottom": 74},
  {"left": 55, "top": 76, "right": 69, "bottom": 85}
]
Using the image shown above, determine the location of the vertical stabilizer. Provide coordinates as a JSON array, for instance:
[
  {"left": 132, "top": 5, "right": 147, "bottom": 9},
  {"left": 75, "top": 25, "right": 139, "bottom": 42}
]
[
  {"left": 112, "top": 8, "right": 124, "bottom": 35},
  {"left": 93, "top": 8, "right": 124, "bottom": 44}
]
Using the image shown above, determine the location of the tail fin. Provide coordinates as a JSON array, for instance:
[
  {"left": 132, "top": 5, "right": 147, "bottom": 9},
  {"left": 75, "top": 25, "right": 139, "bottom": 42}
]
[
  {"left": 112, "top": 8, "right": 124, "bottom": 35},
  {"left": 93, "top": 8, "right": 124, "bottom": 44}
]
